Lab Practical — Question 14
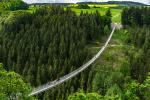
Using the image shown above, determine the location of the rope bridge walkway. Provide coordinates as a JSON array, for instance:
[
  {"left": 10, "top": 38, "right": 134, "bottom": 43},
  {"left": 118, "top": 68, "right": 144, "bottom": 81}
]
[{"left": 29, "top": 25, "right": 116, "bottom": 96}]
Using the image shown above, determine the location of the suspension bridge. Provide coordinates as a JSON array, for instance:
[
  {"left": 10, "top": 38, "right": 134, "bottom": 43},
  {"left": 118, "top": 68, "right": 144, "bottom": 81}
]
[{"left": 29, "top": 25, "right": 116, "bottom": 96}]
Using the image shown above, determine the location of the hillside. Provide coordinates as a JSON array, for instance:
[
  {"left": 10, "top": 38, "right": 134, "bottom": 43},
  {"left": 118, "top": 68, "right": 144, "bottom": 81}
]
[
  {"left": 77, "top": 1, "right": 147, "bottom": 6},
  {"left": 0, "top": 6, "right": 112, "bottom": 99},
  {"left": 0, "top": 0, "right": 150, "bottom": 100}
]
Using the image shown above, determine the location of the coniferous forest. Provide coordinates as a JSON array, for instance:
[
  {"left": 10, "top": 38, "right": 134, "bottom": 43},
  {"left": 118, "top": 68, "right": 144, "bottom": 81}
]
[
  {"left": 0, "top": 6, "right": 111, "bottom": 99},
  {"left": 121, "top": 7, "right": 150, "bottom": 27},
  {"left": 122, "top": 7, "right": 150, "bottom": 83},
  {"left": 0, "top": 0, "right": 150, "bottom": 100}
]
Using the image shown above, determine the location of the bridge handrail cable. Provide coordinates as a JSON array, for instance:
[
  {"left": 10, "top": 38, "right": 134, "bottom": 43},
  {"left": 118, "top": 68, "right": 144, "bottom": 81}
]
[{"left": 29, "top": 26, "right": 116, "bottom": 96}]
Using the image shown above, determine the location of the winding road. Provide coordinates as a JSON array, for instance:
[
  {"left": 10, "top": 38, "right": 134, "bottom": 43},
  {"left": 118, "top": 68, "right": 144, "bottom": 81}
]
[{"left": 29, "top": 25, "right": 116, "bottom": 96}]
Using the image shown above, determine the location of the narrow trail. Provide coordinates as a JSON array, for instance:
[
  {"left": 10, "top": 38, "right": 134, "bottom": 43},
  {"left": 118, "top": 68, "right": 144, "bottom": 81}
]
[{"left": 29, "top": 25, "right": 116, "bottom": 96}]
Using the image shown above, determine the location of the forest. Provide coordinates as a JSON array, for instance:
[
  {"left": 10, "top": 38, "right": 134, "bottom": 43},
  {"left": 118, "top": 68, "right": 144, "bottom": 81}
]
[
  {"left": 0, "top": 5, "right": 111, "bottom": 99},
  {"left": 69, "top": 7, "right": 150, "bottom": 100},
  {"left": 0, "top": 0, "right": 150, "bottom": 99},
  {"left": 121, "top": 7, "right": 150, "bottom": 27},
  {"left": 121, "top": 7, "right": 150, "bottom": 82}
]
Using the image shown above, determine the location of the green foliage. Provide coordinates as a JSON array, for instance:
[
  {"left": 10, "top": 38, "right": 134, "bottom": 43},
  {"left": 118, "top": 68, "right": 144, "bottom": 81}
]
[
  {"left": 104, "top": 8, "right": 112, "bottom": 29},
  {"left": 69, "top": 6, "right": 122, "bottom": 23},
  {"left": 124, "top": 12, "right": 150, "bottom": 99},
  {"left": 121, "top": 7, "right": 150, "bottom": 27},
  {"left": 0, "top": 63, "right": 35, "bottom": 100},
  {"left": 113, "top": 29, "right": 131, "bottom": 44},
  {"left": 68, "top": 90, "right": 102, "bottom": 100},
  {"left": 124, "top": 80, "right": 140, "bottom": 100},
  {"left": 1, "top": 0, "right": 29, "bottom": 11},
  {"left": 69, "top": 76, "right": 150, "bottom": 100},
  {"left": 123, "top": 75, "right": 150, "bottom": 100},
  {"left": 104, "top": 26, "right": 110, "bottom": 35},
  {"left": 128, "top": 27, "right": 150, "bottom": 82},
  {"left": 77, "top": 4, "right": 90, "bottom": 9},
  {"left": 105, "top": 84, "right": 124, "bottom": 100},
  {"left": 68, "top": 6, "right": 150, "bottom": 100},
  {"left": 142, "top": 73, "right": 150, "bottom": 100},
  {"left": 90, "top": 39, "right": 130, "bottom": 94},
  {"left": 0, "top": 6, "right": 111, "bottom": 100}
]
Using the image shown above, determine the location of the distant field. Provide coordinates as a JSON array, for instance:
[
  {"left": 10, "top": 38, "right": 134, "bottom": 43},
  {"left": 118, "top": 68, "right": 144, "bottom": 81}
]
[
  {"left": 0, "top": 3, "right": 122, "bottom": 23},
  {"left": 68, "top": 4, "right": 122, "bottom": 23},
  {"left": 88, "top": 4, "right": 119, "bottom": 8},
  {"left": 69, "top": 4, "right": 119, "bottom": 8},
  {"left": 70, "top": 7, "right": 122, "bottom": 23}
]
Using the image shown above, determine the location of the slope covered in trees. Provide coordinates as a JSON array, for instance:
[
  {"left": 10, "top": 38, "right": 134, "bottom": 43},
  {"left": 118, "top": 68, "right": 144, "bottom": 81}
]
[
  {"left": 68, "top": 74, "right": 150, "bottom": 100},
  {"left": 67, "top": 28, "right": 150, "bottom": 100},
  {"left": 129, "top": 27, "right": 150, "bottom": 82},
  {"left": 121, "top": 7, "right": 150, "bottom": 83},
  {"left": 121, "top": 7, "right": 150, "bottom": 27},
  {"left": 0, "top": 6, "right": 111, "bottom": 99},
  {"left": 1, "top": 2, "right": 150, "bottom": 100},
  {"left": 68, "top": 6, "right": 150, "bottom": 100},
  {"left": 123, "top": 27, "right": 150, "bottom": 99}
]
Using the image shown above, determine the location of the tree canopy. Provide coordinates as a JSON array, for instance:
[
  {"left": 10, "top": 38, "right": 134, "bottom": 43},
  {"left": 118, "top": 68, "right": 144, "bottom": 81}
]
[
  {"left": 0, "top": 6, "right": 111, "bottom": 99},
  {"left": 0, "top": 0, "right": 29, "bottom": 11},
  {"left": 121, "top": 7, "right": 150, "bottom": 27},
  {"left": 0, "top": 63, "right": 35, "bottom": 100}
]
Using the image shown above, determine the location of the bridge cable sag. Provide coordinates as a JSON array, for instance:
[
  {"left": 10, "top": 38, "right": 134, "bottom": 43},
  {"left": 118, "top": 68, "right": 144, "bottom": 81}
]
[{"left": 29, "top": 25, "right": 116, "bottom": 96}]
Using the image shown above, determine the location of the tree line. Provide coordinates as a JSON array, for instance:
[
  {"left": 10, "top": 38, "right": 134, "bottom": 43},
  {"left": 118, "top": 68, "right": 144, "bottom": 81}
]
[
  {"left": 121, "top": 7, "right": 150, "bottom": 27},
  {"left": 128, "top": 27, "right": 150, "bottom": 83},
  {"left": 121, "top": 6, "right": 150, "bottom": 100},
  {"left": 0, "top": 6, "right": 111, "bottom": 99},
  {"left": 122, "top": 7, "right": 150, "bottom": 83}
]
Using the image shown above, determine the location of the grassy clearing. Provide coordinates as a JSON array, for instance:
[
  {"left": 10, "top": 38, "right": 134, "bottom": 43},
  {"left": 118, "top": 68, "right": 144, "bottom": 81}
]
[
  {"left": 111, "top": 9, "right": 122, "bottom": 23},
  {"left": 86, "top": 29, "right": 130, "bottom": 56},
  {"left": 87, "top": 29, "right": 130, "bottom": 63}
]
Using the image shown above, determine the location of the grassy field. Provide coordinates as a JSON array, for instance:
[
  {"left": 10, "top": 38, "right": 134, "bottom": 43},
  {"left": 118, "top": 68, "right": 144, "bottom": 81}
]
[
  {"left": 88, "top": 4, "right": 119, "bottom": 8},
  {"left": 68, "top": 4, "right": 122, "bottom": 23},
  {"left": 69, "top": 4, "right": 119, "bottom": 8}
]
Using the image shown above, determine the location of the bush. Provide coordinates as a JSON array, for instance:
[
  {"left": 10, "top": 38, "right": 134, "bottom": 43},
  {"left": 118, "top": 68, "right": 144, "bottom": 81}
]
[{"left": 77, "top": 4, "right": 90, "bottom": 9}]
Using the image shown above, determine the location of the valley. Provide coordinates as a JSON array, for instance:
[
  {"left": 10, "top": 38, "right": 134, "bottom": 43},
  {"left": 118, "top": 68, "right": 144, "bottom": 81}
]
[{"left": 0, "top": 0, "right": 150, "bottom": 100}]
